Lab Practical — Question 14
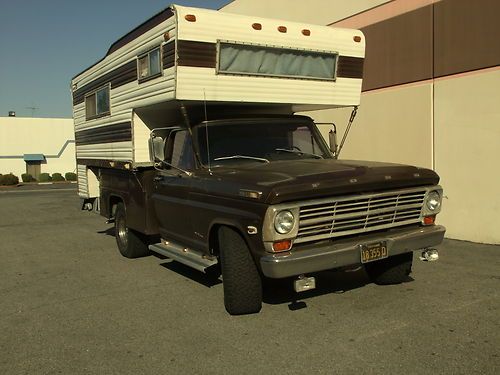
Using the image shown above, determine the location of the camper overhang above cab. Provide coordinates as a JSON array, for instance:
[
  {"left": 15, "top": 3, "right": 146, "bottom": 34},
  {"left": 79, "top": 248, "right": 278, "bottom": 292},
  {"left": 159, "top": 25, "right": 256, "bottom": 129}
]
[{"left": 172, "top": 5, "right": 365, "bottom": 110}]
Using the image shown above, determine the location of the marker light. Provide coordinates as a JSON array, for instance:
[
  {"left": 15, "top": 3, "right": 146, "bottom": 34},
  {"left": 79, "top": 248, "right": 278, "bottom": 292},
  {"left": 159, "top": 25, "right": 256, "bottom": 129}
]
[{"left": 272, "top": 240, "right": 292, "bottom": 252}]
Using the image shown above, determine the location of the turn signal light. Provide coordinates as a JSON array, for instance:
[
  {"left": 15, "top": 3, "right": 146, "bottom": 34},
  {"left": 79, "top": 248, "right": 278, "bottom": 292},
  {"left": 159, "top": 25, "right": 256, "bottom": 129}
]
[
  {"left": 278, "top": 26, "right": 287, "bottom": 33},
  {"left": 272, "top": 240, "right": 292, "bottom": 252},
  {"left": 185, "top": 14, "right": 196, "bottom": 22},
  {"left": 423, "top": 215, "right": 436, "bottom": 226}
]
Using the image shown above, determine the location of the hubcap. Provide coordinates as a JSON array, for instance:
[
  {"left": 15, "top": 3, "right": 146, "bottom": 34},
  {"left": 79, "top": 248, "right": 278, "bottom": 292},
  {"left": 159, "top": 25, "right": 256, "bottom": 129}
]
[{"left": 117, "top": 215, "right": 128, "bottom": 248}]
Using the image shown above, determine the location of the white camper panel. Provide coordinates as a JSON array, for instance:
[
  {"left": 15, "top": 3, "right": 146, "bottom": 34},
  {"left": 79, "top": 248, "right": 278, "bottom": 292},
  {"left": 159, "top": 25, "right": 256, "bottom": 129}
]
[{"left": 174, "top": 5, "right": 364, "bottom": 107}]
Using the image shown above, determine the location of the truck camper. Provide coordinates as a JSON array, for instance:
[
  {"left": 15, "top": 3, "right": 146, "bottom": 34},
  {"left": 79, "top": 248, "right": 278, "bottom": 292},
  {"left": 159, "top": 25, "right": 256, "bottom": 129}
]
[{"left": 72, "top": 4, "right": 445, "bottom": 314}]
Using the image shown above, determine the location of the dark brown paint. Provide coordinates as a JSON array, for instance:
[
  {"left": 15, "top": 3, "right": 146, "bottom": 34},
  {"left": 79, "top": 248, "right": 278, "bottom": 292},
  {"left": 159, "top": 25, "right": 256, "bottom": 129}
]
[
  {"left": 177, "top": 40, "right": 217, "bottom": 68},
  {"left": 337, "top": 56, "right": 364, "bottom": 79},
  {"left": 75, "top": 122, "right": 132, "bottom": 146},
  {"left": 162, "top": 41, "right": 176, "bottom": 69}
]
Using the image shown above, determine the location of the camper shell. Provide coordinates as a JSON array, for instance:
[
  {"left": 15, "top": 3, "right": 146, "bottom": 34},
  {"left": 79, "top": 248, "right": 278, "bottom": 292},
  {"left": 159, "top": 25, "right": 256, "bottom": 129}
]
[
  {"left": 72, "top": 4, "right": 364, "bottom": 192},
  {"left": 72, "top": 5, "right": 445, "bottom": 315}
]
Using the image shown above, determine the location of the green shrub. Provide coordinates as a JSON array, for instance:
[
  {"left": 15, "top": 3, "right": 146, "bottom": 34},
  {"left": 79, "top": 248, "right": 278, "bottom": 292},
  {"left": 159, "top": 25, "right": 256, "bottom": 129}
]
[
  {"left": 21, "top": 173, "right": 36, "bottom": 182},
  {"left": 38, "top": 173, "right": 52, "bottom": 182},
  {"left": 0, "top": 173, "right": 19, "bottom": 186},
  {"left": 65, "top": 172, "right": 77, "bottom": 181},
  {"left": 52, "top": 173, "right": 65, "bottom": 182}
]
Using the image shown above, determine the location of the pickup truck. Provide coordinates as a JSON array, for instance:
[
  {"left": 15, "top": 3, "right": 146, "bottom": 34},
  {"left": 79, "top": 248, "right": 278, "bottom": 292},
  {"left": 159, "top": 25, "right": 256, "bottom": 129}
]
[{"left": 102, "top": 114, "right": 445, "bottom": 315}]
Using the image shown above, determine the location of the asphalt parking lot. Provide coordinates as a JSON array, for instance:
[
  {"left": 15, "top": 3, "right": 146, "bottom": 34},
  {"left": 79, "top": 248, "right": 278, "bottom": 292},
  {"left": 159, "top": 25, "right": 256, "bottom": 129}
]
[{"left": 1, "top": 185, "right": 499, "bottom": 374}]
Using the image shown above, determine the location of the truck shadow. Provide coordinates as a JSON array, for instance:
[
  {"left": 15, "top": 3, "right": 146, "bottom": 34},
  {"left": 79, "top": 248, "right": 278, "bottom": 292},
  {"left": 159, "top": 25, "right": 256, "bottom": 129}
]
[
  {"left": 152, "top": 255, "right": 414, "bottom": 310},
  {"left": 263, "top": 269, "right": 368, "bottom": 308},
  {"left": 264, "top": 270, "right": 414, "bottom": 311},
  {"left": 157, "top": 257, "right": 222, "bottom": 288}
]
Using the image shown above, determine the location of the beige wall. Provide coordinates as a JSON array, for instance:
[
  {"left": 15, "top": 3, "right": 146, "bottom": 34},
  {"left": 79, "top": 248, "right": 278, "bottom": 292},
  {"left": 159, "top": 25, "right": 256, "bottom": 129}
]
[
  {"left": 0, "top": 117, "right": 75, "bottom": 179},
  {"left": 310, "top": 82, "right": 433, "bottom": 169},
  {"left": 221, "top": 0, "right": 390, "bottom": 25},
  {"left": 434, "top": 68, "right": 500, "bottom": 244}
]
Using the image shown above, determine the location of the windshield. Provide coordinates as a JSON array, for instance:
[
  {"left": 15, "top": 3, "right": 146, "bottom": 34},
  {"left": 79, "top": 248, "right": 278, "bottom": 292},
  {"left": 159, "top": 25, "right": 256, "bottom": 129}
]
[{"left": 195, "top": 120, "right": 330, "bottom": 166}]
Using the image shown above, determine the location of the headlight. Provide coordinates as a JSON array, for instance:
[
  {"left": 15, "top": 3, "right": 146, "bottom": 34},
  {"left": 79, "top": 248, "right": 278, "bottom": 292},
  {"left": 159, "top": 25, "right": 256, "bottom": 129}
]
[
  {"left": 274, "top": 210, "right": 295, "bottom": 234},
  {"left": 425, "top": 191, "right": 442, "bottom": 212}
]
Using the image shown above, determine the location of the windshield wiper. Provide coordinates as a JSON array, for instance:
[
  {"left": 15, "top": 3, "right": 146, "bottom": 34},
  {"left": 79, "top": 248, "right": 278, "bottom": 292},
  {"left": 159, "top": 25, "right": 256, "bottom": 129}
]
[
  {"left": 213, "top": 155, "right": 270, "bottom": 163},
  {"left": 274, "top": 148, "right": 323, "bottom": 159}
]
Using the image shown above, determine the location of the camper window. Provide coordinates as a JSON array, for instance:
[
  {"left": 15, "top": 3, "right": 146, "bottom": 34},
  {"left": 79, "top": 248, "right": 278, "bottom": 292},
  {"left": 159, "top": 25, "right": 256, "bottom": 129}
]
[
  {"left": 138, "top": 47, "right": 162, "bottom": 82},
  {"left": 218, "top": 42, "right": 337, "bottom": 81},
  {"left": 85, "top": 86, "right": 110, "bottom": 120}
]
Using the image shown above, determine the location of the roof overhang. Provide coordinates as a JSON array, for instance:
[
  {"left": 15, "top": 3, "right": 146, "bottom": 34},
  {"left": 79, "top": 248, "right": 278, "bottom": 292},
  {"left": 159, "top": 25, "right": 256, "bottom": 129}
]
[{"left": 23, "top": 154, "right": 45, "bottom": 162}]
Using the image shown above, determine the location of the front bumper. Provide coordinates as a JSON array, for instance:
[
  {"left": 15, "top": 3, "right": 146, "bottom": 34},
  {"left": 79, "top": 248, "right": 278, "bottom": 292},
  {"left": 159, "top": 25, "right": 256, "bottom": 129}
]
[{"left": 260, "top": 225, "right": 446, "bottom": 278}]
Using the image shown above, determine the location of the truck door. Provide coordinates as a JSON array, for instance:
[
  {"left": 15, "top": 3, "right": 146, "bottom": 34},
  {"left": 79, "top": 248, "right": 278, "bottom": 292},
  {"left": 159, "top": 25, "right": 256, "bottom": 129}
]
[{"left": 152, "top": 129, "right": 198, "bottom": 249}]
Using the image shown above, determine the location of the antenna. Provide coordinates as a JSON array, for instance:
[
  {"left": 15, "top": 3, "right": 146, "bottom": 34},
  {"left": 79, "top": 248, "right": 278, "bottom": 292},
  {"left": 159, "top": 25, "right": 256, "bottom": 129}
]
[
  {"left": 203, "top": 89, "right": 211, "bottom": 173},
  {"left": 26, "top": 105, "right": 39, "bottom": 117}
]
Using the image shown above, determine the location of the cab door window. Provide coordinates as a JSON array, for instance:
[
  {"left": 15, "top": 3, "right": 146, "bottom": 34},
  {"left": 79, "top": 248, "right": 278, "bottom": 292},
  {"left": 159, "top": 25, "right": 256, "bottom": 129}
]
[{"left": 167, "top": 130, "right": 195, "bottom": 171}]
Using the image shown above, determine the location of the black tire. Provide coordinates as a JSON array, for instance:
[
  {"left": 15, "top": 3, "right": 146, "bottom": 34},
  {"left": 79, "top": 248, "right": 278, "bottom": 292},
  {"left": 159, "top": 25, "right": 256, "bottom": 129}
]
[
  {"left": 114, "top": 203, "right": 150, "bottom": 259},
  {"left": 218, "top": 227, "right": 262, "bottom": 315},
  {"left": 365, "top": 252, "right": 413, "bottom": 285}
]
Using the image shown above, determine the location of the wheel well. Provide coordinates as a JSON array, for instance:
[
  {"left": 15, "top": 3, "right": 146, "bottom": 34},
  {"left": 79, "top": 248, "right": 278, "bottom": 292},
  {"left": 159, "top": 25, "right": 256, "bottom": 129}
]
[
  {"left": 109, "top": 195, "right": 123, "bottom": 217},
  {"left": 209, "top": 224, "right": 245, "bottom": 257}
]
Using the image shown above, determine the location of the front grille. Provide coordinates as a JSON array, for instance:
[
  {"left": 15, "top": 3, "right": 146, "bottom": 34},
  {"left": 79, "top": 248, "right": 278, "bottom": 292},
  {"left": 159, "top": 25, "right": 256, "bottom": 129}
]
[{"left": 295, "top": 188, "right": 427, "bottom": 244}]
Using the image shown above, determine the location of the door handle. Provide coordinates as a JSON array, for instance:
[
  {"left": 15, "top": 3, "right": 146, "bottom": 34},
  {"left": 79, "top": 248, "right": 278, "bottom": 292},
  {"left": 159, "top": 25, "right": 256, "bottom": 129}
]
[{"left": 153, "top": 176, "right": 164, "bottom": 182}]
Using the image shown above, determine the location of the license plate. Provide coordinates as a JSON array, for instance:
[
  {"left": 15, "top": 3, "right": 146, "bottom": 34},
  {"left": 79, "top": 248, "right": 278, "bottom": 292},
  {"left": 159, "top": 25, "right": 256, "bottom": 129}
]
[{"left": 360, "top": 242, "right": 388, "bottom": 263}]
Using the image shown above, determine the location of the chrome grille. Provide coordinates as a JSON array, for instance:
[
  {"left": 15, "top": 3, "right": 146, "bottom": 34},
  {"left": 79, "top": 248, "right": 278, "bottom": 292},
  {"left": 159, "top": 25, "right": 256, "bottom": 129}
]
[{"left": 296, "top": 189, "right": 426, "bottom": 243}]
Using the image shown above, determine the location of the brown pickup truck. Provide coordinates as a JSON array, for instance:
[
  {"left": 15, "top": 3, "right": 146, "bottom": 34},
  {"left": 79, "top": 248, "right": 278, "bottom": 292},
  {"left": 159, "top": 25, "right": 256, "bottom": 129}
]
[{"left": 97, "top": 114, "right": 445, "bottom": 315}]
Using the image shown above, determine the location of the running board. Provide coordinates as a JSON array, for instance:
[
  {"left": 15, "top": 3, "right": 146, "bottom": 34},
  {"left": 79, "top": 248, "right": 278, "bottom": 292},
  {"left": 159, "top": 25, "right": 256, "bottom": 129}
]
[{"left": 149, "top": 241, "right": 218, "bottom": 273}]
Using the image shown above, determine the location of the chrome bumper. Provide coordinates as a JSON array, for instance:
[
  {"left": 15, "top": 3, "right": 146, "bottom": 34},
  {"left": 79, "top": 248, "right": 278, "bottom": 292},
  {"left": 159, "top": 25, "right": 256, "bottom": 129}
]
[{"left": 259, "top": 225, "right": 446, "bottom": 278}]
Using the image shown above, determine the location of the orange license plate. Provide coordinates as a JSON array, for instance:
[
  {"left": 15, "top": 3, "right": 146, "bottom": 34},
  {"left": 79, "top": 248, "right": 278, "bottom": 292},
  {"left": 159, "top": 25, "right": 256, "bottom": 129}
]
[{"left": 360, "top": 242, "right": 388, "bottom": 263}]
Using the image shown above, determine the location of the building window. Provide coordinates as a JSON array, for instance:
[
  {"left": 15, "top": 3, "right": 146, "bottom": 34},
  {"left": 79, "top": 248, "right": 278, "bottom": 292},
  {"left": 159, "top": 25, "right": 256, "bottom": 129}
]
[
  {"left": 218, "top": 42, "right": 337, "bottom": 81},
  {"left": 138, "top": 47, "right": 162, "bottom": 82},
  {"left": 85, "top": 85, "right": 110, "bottom": 120}
]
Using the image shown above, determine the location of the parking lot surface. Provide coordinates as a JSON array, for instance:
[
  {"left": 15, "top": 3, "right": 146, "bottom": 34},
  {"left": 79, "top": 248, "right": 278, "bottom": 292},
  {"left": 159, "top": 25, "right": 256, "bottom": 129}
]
[{"left": 1, "top": 186, "right": 499, "bottom": 374}]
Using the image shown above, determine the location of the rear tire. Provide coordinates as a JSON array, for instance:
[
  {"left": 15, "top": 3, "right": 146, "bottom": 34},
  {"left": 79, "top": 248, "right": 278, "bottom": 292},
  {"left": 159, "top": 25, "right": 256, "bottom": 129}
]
[
  {"left": 114, "top": 202, "right": 150, "bottom": 259},
  {"left": 365, "top": 252, "right": 413, "bottom": 285},
  {"left": 218, "top": 227, "right": 262, "bottom": 315}
]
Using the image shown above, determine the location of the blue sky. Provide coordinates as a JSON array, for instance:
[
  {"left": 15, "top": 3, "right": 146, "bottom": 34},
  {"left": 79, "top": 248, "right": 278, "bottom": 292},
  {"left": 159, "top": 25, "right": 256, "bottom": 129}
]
[{"left": 0, "top": 0, "right": 229, "bottom": 118}]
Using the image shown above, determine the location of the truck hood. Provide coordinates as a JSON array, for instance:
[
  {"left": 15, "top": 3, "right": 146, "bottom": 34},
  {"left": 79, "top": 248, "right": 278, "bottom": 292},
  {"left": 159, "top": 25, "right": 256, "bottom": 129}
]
[{"left": 203, "top": 159, "right": 439, "bottom": 204}]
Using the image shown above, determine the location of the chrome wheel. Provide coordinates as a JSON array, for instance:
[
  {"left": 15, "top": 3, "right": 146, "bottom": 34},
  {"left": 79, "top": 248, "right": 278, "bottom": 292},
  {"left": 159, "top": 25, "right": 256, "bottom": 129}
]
[{"left": 116, "top": 211, "right": 128, "bottom": 249}]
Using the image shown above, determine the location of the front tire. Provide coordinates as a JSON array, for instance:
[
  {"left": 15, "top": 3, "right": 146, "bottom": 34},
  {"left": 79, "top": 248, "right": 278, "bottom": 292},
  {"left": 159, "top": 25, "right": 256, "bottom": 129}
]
[
  {"left": 114, "top": 202, "right": 150, "bottom": 259},
  {"left": 218, "top": 227, "right": 262, "bottom": 315},
  {"left": 365, "top": 252, "right": 413, "bottom": 285}
]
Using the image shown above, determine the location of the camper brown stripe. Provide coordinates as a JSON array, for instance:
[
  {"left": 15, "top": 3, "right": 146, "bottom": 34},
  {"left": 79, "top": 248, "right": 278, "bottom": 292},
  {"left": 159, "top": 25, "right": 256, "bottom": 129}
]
[
  {"left": 177, "top": 40, "right": 216, "bottom": 68},
  {"left": 75, "top": 122, "right": 132, "bottom": 146},
  {"left": 76, "top": 158, "right": 132, "bottom": 170},
  {"left": 337, "top": 56, "right": 364, "bottom": 79},
  {"left": 162, "top": 41, "right": 176, "bottom": 69}
]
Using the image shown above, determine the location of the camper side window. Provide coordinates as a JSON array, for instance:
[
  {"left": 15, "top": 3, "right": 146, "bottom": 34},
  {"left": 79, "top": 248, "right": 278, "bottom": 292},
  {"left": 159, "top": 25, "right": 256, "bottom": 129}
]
[
  {"left": 138, "top": 47, "right": 162, "bottom": 82},
  {"left": 85, "top": 86, "right": 110, "bottom": 120}
]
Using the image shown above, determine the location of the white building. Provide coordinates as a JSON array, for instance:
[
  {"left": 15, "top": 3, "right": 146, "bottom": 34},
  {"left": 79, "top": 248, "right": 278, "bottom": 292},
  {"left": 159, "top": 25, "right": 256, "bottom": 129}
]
[
  {"left": 0, "top": 117, "right": 75, "bottom": 180},
  {"left": 221, "top": 0, "right": 500, "bottom": 244}
]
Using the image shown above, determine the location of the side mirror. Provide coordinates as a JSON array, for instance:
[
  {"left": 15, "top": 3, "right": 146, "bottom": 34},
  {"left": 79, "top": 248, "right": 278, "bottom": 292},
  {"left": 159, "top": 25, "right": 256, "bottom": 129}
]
[
  {"left": 149, "top": 134, "right": 165, "bottom": 162},
  {"left": 329, "top": 124, "right": 338, "bottom": 159}
]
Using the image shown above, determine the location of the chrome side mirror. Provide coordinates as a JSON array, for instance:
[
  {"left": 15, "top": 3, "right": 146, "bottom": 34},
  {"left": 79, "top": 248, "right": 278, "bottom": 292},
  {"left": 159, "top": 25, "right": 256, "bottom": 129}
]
[{"left": 329, "top": 124, "right": 338, "bottom": 159}]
